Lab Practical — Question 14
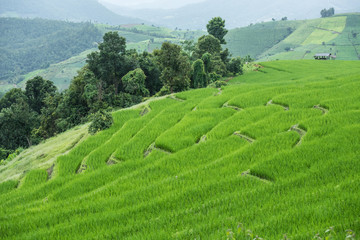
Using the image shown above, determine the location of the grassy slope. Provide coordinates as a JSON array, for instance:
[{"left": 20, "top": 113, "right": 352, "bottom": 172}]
[
  {"left": 18, "top": 49, "right": 96, "bottom": 91},
  {"left": 226, "top": 13, "right": 360, "bottom": 61},
  {"left": 0, "top": 60, "right": 359, "bottom": 239},
  {"left": 257, "top": 14, "right": 360, "bottom": 61}
]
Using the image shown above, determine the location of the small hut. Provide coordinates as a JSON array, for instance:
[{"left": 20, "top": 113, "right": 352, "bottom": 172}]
[{"left": 314, "top": 53, "right": 334, "bottom": 60}]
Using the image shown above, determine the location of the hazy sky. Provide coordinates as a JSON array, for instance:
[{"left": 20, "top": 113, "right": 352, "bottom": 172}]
[{"left": 99, "top": 0, "right": 206, "bottom": 9}]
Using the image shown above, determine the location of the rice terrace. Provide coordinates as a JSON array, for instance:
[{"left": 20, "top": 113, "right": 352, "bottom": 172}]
[
  {"left": 1, "top": 0, "right": 360, "bottom": 239},
  {"left": 1, "top": 60, "right": 359, "bottom": 239}
]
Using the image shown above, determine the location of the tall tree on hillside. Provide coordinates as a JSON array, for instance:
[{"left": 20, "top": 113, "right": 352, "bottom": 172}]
[
  {"left": 0, "top": 88, "right": 28, "bottom": 110},
  {"left": 138, "top": 52, "right": 162, "bottom": 95},
  {"left": 195, "top": 35, "right": 222, "bottom": 58},
  {"left": 192, "top": 59, "right": 207, "bottom": 89},
  {"left": 155, "top": 42, "right": 191, "bottom": 92},
  {"left": 87, "top": 31, "right": 127, "bottom": 95},
  {"left": 25, "top": 76, "right": 57, "bottom": 114},
  {"left": 0, "top": 99, "right": 39, "bottom": 149},
  {"left": 206, "top": 17, "right": 228, "bottom": 44}
]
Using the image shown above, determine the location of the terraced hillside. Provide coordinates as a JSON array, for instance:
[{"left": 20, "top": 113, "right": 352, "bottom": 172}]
[
  {"left": 1, "top": 60, "right": 360, "bottom": 239},
  {"left": 226, "top": 13, "right": 360, "bottom": 61}
]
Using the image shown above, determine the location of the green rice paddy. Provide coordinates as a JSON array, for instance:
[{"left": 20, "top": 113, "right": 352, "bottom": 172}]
[{"left": 1, "top": 60, "right": 360, "bottom": 239}]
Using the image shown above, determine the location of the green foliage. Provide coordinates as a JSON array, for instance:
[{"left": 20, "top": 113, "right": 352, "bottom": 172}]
[
  {"left": 192, "top": 59, "right": 207, "bottom": 88},
  {"left": 201, "top": 53, "right": 212, "bottom": 74},
  {"left": 0, "top": 148, "right": 23, "bottom": 166},
  {"left": 208, "top": 72, "right": 222, "bottom": 83},
  {"left": 208, "top": 80, "right": 227, "bottom": 88},
  {"left": 154, "top": 85, "right": 171, "bottom": 97},
  {"left": 227, "top": 57, "right": 244, "bottom": 75},
  {"left": 156, "top": 42, "right": 191, "bottom": 92},
  {"left": 0, "top": 18, "right": 102, "bottom": 83},
  {"left": 88, "top": 110, "right": 114, "bottom": 135},
  {"left": 122, "top": 68, "right": 149, "bottom": 97},
  {"left": 0, "top": 88, "right": 27, "bottom": 110},
  {"left": 181, "top": 39, "right": 196, "bottom": 58},
  {"left": 206, "top": 17, "right": 228, "bottom": 44},
  {"left": 195, "top": 35, "right": 222, "bottom": 58},
  {"left": 321, "top": 8, "right": 335, "bottom": 18},
  {"left": 25, "top": 76, "right": 57, "bottom": 114},
  {"left": 0, "top": 98, "right": 39, "bottom": 150},
  {"left": 0, "top": 148, "right": 13, "bottom": 161},
  {"left": 138, "top": 52, "right": 162, "bottom": 95},
  {"left": 87, "top": 31, "right": 128, "bottom": 95}
]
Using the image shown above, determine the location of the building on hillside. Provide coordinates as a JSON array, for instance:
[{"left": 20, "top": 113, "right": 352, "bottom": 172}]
[{"left": 314, "top": 53, "right": 336, "bottom": 60}]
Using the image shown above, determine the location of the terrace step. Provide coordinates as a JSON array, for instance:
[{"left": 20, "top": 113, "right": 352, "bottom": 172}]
[
  {"left": 313, "top": 104, "right": 329, "bottom": 115},
  {"left": 266, "top": 99, "right": 289, "bottom": 111},
  {"left": 288, "top": 124, "right": 307, "bottom": 146},
  {"left": 233, "top": 132, "right": 255, "bottom": 143},
  {"left": 223, "top": 102, "right": 242, "bottom": 111}
]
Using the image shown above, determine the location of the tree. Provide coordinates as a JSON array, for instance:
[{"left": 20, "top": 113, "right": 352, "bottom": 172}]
[
  {"left": 88, "top": 110, "right": 113, "bottom": 135},
  {"left": 56, "top": 67, "right": 93, "bottom": 130},
  {"left": 0, "top": 99, "right": 39, "bottom": 149},
  {"left": 206, "top": 17, "right": 228, "bottom": 44},
  {"left": 201, "top": 53, "right": 212, "bottom": 74},
  {"left": 0, "top": 88, "right": 27, "bottom": 110},
  {"left": 122, "top": 68, "right": 149, "bottom": 97},
  {"left": 138, "top": 52, "right": 162, "bottom": 95},
  {"left": 156, "top": 42, "right": 191, "bottom": 92},
  {"left": 32, "top": 93, "right": 63, "bottom": 139},
  {"left": 181, "top": 40, "right": 196, "bottom": 58},
  {"left": 321, "top": 8, "right": 335, "bottom": 18},
  {"left": 195, "top": 35, "right": 222, "bottom": 58},
  {"left": 227, "top": 57, "right": 243, "bottom": 75},
  {"left": 192, "top": 59, "right": 207, "bottom": 88},
  {"left": 87, "top": 31, "right": 127, "bottom": 95},
  {"left": 25, "top": 76, "right": 57, "bottom": 114}
]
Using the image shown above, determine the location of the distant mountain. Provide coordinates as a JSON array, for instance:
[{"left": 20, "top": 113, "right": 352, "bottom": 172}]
[
  {"left": 102, "top": 0, "right": 360, "bottom": 29},
  {"left": 0, "top": 0, "right": 142, "bottom": 25}
]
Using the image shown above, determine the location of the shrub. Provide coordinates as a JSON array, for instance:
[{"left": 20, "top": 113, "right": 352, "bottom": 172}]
[
  {"left": 155, "top": 85, "right": 171, "bottom": 97},
  {"left": 88, "top": 110, "right": 114, "bottom": 135},
  {"left": 208, "top": 80, "right": 227, "bottom": 88}
]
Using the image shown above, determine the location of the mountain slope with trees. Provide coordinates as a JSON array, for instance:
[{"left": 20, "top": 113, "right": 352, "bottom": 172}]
[
  {"left": 0, "top": 0, "right": 141, "bottom": 25},
  {"left": 0, "top": 18, "right": 102, "bottom": 84}
]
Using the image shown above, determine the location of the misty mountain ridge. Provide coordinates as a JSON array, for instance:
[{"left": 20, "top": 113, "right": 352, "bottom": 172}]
[
  {"left": 0, "top": 0, "right": 144, "bottom": 25},
  {"left": 1, "top": 0, "right": 359, "bottom": 29},
  {"left": 102, "top": 0, "right": 360, "bottom": 29}
]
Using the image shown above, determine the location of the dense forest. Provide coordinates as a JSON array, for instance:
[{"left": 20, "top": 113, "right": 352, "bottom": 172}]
[
  {"left": 0, "top": 17, "right": 245, "bottom": 161},
  {"left": 0, "top": 18, "right": 102, "bottom": 84}
]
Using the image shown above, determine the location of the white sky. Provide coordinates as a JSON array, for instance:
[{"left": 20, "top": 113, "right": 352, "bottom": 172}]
[{"left": 99, "top": 0, "right": 206, "bottom": 9}]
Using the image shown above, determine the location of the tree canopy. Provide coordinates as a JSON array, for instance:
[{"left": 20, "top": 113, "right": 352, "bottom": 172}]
[
  {"left": 320, "top": 8, "right": 335, "bottom": 18},
  {"left": 206, "top": 17, "right": 228, "bottom": 44},
  {"left": 155, "top": 42, "right": 191, "bottom": 92}
]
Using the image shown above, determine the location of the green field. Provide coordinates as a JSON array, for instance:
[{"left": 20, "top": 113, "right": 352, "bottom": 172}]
[
  {"left": 1, "top": 60, "right": 359, "bottom": 239},
  {"left": 256, "top": 14, "right": 360, "bottom": 61},
  {"left": 226, "top": 13, "right": 360, "bottom": 61}
]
